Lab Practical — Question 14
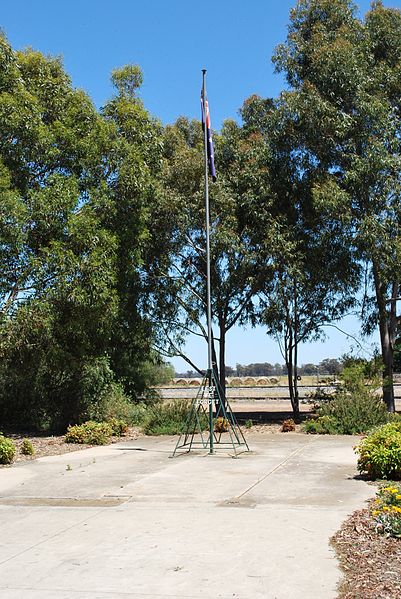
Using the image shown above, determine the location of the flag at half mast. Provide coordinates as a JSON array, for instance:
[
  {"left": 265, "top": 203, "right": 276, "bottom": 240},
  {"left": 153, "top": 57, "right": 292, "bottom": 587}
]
[{"left": 201, "top": 93, "right": 217, "bottom": 182}]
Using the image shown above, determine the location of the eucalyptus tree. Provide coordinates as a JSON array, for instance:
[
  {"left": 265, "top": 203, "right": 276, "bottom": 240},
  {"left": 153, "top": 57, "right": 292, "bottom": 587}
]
[
  {"left": 0, "top": 36, "right": 162, "bottom": 428},
  {"left": 273, "top": 0, "right": 401, "bottom": 411},
  {"left": 101, "top": 65, "right": 165, "bottom": 397},
  {"left": 146, "top": 117, "right": 265, "bottom": 393},
  {"left": 0, "top": 35, "right": 121, "bottom": 427},
  {"left": 239, "top": 94, "right": 359, "bottom": 420}
]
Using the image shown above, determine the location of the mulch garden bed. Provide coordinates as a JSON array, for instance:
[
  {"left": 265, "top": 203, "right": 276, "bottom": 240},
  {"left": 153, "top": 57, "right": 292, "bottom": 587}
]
[
  {"left": 332, "top": 502, "right": 401, "bottom": 598},
  {"left": 0, "top": 427, "right": 143, "bottom": 467},
  {"left": 1, "top": 423, "right": 301, "bottom": 468}
]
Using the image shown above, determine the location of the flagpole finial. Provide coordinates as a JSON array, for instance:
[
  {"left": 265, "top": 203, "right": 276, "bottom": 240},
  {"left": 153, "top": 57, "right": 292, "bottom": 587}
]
[{"left": 202, "top": 68, "right": 207, "bottom": 74}]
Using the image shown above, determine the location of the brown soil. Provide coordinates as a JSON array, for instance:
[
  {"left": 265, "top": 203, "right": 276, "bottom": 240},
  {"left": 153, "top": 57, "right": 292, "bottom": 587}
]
[
  {"left": 332, "top": 502, "right": 401, "bottom": 598},
  {"left": 1, "top": 422, "right": 301, "bottom": 467},
  {"left": 1, "top": 427, "right": 143, "bottom": 467}
]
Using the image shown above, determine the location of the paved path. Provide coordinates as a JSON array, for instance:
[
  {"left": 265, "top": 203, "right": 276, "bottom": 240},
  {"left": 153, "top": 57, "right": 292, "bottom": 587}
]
[{"left": 0, "top": 434, "right": 375, "bottom": 598}]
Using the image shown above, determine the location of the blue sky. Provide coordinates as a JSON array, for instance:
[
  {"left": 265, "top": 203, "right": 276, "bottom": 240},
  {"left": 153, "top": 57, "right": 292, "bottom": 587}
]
[{"left": 2, "top": 0, "right": 399, "bottom": 371}]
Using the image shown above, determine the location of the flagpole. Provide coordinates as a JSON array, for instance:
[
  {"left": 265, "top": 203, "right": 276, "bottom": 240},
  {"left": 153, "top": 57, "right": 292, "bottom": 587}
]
[{"left": 201, "top": 68, "right": 214, "bottom": 455}]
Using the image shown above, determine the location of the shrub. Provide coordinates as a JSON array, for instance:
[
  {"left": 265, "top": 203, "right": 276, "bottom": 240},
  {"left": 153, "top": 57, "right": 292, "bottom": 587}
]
[
  {"left": 355, "top": 421, "right": 401, "bottom": 480},
  {"left": 87, "top": 381, "right": 133, "bottom": 422},
  {"left": 108, "top": 418, "right": 128, "bottom": 436},
  {"left": 303, "top": 415, "right": 340, "bottom": 434},
  {"left": 0, "top": 434, "right": 16, "bottom": 464},
  {"left": 65, "top": 421, "right": 113, "bottom": 445},
  {"left": 245, "top": 419, "right": 253, "bottom": 429},
  {"left": 143, "top": 399, "right": 207, "bottom": 436},
  {"left": 303, "top": 394, "right": 389, "bottom": 435},
  {"left": 281, "top": 418, "right": 296, "bottom": 432},
  {"left": 20, "top": 438, "right": 35, "bottom": 456},
  {"left": 128, "top": 402, "right": 149, "bottom": 425},
  {"left": 370, "top": 483, "right": 401, "bottom": 538},
  {"left": 87, "top": 382, "right": 155, "bottom": 428},
  {"left": 303, "top": 362, "right": 389, "bottom": 435}
]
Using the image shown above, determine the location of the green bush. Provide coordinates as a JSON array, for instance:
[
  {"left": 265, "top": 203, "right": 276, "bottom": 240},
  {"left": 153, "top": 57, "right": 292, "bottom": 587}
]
[
  {"left": 87, "top": 382, "right": 152, "bottom": 427},
  {"left": 127, "top": 402, "right": 149, "bottom": 425},
  {"left": 20, "top": 438, "right": 35, "bottom": 456},
  {"left": 304, "top": 394, "right": 389, "bottom": 435},
  {"left": 303, "top": 415, "right": 339, "bottom": 434},
  {"left": 143, "top": 399, "right": 207, "bottom": 436},
  {"left": 303, "top": 362, "right": 389, "bottom": 435},
  {"left": 355, "top": 421, "right": 401, "bottom": 480},
  {"left": 108, "top": 418, "right": 128, "bottom": 436},
  {"left": 0, "top": 434, "right": 16, "bottom": 464},
  {"left": 65, "top": 421, "right": 113, "bottom": 445},
  {"left": 87, "top": 381, "right": 130, "bottom": 421}
]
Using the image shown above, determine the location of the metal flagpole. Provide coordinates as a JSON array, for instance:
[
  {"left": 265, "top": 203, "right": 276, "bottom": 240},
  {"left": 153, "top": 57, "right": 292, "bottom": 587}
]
[
  {"left": 201, "top": 69, "right": 214, "bottom": 455},
  {"left": 171, "top": 71, "right": 249, "bottom": 458}
]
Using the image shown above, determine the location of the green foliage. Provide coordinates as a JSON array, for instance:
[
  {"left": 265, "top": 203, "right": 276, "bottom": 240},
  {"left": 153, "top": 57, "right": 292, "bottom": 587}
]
[
  {"left": 65, "top": 421, "right": 113, "bottom": 445},
  {"left": 20, "top": 438, "right": 35, "bottom": 456},
  {"left": 87, "top": 380, "right": 134, "bottom": 422},
  {"left": 107, "top": 418, "right": 128, "bottom": 436},
  {"left": 303, "top": 363, "right": 389, "bottom": 434},
  {"left": 304, "top": 394, "right": 389, "bottom": 435},
  {"left": 355, "top": 421, "right": 401, "bottom": 480},
  {"left": 143, "top": 400, "right": 207, "bottom": 436},
  {"left": 141, "top": 361, "right": 175, "bottom": 386},
  {"left": 0, "top": 434, "right": 16, "bottom": 464},
  {"left": 0, "top": 34, "right": 166, "bottom": 430},
  {"left": 149, "top": 116, "right": 264, "bottom": 391},
  {"left": 245, "top": 419, "right": 253, "bottom": 429},
  {"left": 370, "top": 483, "right": 401, "bottom": 538},
  {"left": 272, "top": 0, "right": 401, "bottom": 411},
  {"left": 111, "top": 65, "right": 143, "bottom": 98},
  {"left": 303, "top": 415, "right": 340, "bottom": 435},
  {"left": 126, "top": 402, "right": 150, "bottom": 426}
]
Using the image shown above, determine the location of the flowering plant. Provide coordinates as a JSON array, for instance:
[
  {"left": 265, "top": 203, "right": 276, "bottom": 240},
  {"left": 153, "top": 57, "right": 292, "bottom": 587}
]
[{"left": 371, "top": 483, "right": 401, "bottom": 538}]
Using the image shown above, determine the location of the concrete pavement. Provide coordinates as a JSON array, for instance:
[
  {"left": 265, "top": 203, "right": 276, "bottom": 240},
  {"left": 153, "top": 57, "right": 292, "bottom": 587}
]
[{"left": 0, "top": 434, "right": 375, "bottom": 598}]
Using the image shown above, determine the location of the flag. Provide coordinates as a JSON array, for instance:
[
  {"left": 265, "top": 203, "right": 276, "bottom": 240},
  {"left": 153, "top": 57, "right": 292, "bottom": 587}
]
[{"left": 201, "top": 93, "right": 217, "bottom": 182}]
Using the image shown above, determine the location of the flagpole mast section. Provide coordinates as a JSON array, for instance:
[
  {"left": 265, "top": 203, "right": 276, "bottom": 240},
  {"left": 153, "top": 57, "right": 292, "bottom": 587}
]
[
  {"left": 201, "top": 69, "right": 213, "bottom": 377},
  {"left": 170, "top": 72, "right": 250, "bottom": 459},
  {"left": 201, "top": 68, "right": 214, "bottom": 454}
]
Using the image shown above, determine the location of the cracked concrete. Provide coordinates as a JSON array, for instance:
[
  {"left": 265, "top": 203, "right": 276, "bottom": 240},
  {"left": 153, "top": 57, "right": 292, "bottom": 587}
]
[{"left": 0, "top": 434, "right": 374, "bottom": 598}]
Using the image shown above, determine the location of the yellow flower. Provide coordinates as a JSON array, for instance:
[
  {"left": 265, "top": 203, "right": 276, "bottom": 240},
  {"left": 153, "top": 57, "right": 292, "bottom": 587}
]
[
  {"left": 383, "top": 506, "right": 390, "bottom": 511},
  {"left": 372, "top": 510, "right": 380, "bottom": 516},
  {"left": 396, "top": 495, "right": 401, "bottom": 501}
]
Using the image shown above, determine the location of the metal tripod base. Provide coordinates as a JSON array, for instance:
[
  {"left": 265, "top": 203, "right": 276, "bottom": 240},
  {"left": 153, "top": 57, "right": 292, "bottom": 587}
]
[{"left": 171, "top": 370, "right": 250, "bottom": 458}]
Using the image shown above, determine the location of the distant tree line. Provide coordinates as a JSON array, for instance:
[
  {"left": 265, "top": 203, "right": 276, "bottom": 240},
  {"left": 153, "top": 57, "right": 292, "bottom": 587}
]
[{"left": 176, "top": 357, "right": 342, "bottom": 379}]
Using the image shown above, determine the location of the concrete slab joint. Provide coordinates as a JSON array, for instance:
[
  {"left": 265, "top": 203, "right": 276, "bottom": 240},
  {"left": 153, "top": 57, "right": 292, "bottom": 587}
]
[{"left": 0, "top": 434, "right": 375, "bottom": 598}]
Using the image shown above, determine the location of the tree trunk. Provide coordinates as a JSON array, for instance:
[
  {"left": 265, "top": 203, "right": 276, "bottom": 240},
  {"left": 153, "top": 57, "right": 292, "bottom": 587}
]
[
  {"left": 285, "top": 326, "right": 300, "bottom": 422},
  {"left": 373, "top": 262, "right": 396, "bottom": 412},
  {"left": 292, "top": 281, "right": 300, "bottom": 422},
  {"left": 210, "top": 334, "right": 224, "bottom": 412}
]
